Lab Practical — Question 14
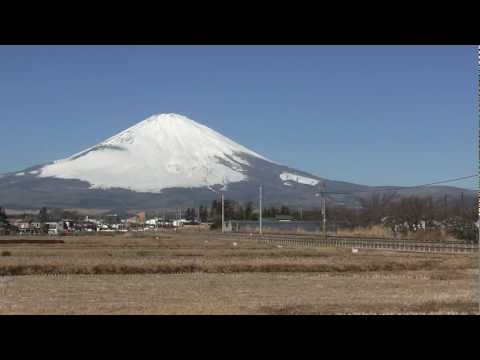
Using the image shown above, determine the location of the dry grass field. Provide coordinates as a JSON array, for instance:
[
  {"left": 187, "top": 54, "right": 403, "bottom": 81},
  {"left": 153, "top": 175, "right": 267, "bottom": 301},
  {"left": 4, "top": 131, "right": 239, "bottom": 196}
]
[{"left": 0, "top": 232, "right": 478, "bottom": 314}]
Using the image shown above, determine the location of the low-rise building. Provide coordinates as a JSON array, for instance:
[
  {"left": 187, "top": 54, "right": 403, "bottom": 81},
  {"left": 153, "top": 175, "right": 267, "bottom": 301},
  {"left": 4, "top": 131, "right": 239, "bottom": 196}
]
[
  {"left": 30, "top": 222, "right": 43, "bottom": 232},
  {"left": 46, "top": 222, "right": 64, "bottom": 235}
]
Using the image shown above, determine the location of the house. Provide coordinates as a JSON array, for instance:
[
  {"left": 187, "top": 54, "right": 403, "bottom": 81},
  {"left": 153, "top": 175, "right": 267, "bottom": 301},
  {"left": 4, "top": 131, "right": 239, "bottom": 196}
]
[
  {"left": 63, "top": 220, "right": 76, "bottom": 232},
  {"left": 97, "top": 224, "right": 111, "bottom": 231},
  {"left": 145, "top": 219, "right": 155, "bottom": 226},
  {"left": 171, "top": 220, "right": 185, "bottom": 228},
  {"left": 146, "top": 218, "right": 162, "bottom": 226},
  {"left": 30, "top": 222, "right": 43, "bottom": 232},
  {"left": 111, "top": 223, "right": 128, "bottom": 232},
  {"left": 136, "top": 211, "right": 146, "bottom": 223},
  {"left": 16, "top": 222, "right": 33, "bottom": 234},
  {"left": 74, "top": 221, "right": 97, "bottom": 232},
  {"left": 127, "top": 211, "right": 146, "bottom": 225},
  {"left": 46, "top": 222, "right": 64, "bottom": 235},
  {"left": 102, "top": 214, "right": 123, "bottom": 227}
]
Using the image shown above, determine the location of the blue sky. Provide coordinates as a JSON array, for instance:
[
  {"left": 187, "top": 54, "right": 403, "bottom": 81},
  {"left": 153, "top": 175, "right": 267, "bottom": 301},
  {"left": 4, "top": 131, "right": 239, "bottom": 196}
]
[{"left": 0, "top": 45, "right": 476, "bottom": 189}]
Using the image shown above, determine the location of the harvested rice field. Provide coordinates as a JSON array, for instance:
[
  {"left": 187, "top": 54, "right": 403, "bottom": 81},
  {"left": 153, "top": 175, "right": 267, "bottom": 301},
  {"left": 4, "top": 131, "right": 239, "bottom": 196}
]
[{"left": 0, "top": 232, "right": 477, "bottom": 314}]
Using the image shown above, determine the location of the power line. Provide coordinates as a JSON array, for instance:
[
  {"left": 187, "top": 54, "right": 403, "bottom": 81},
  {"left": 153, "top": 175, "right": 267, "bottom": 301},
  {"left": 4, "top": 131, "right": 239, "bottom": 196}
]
[{"left": 320, "top": 174, "right": 478, "bottom": 196}]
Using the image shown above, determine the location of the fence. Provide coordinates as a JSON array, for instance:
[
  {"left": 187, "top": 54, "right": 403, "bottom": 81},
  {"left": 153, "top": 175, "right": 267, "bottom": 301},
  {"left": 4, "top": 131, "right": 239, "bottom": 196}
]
[{"left": 219, "top": 232, "right": 478, "bottom": 254}]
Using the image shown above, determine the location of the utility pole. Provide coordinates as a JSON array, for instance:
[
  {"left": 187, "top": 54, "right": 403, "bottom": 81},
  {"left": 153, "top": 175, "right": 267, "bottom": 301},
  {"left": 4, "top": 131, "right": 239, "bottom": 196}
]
[
  {"left": 322, "top": 182, "right": 327, "bottom": 240},
  {"left": 221, "top": 192, "right": 225, "bottom": 233},
  {"left": 220, "top": 177, "right": 226, "bottom": 233},
  {"left": 259, "top": 185, "right": 263, "bottom": 235}
]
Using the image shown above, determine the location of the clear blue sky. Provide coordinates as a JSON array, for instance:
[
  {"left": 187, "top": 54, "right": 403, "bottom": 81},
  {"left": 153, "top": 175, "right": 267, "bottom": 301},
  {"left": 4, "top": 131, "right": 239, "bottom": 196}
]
[{"left": 0, "top": 45, "right": 476, "bottom": 189}]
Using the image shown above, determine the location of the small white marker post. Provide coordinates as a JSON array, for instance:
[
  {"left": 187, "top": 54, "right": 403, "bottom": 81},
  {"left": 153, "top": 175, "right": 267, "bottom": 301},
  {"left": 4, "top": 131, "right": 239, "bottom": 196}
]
[
  {"left": 221, "top": 192, "right": 225, "bottom": 233},
  {"left": 259, "top": 185, "right": 263, "bottom": 235},
  {"left": 321, "top": 182, "right": 327, "bottom": 240}
]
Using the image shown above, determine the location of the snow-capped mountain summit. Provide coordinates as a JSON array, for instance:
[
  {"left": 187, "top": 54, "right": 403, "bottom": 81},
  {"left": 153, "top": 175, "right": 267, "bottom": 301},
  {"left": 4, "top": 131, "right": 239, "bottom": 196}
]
[
  {"left": 38, "top": 113, "right": 271, "bottom": 193},
  {"left": 0, "top": 113, "right": 474, "bottom": 210}
]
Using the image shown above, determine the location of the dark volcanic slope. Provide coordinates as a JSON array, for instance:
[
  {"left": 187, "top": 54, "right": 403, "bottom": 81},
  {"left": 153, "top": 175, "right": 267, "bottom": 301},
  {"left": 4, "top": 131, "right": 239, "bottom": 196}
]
[
  {"left": 1, "top": 113, "right": 475, "bottom": 211},
  {"left": 0, "top": 153, "right": 474, "bottom": 210}
]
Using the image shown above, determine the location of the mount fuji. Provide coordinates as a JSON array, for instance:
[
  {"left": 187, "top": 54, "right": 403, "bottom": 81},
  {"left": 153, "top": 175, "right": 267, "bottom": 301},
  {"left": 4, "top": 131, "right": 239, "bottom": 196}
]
[{"left": 0, "top": 113, "right": 474, "bottom": 211}]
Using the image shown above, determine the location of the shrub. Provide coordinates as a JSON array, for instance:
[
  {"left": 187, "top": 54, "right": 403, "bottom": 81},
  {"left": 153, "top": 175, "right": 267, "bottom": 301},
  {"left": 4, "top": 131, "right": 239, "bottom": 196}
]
[
  {"left": 1, "top": 251, "right": 12, "bottom": 256},
  {"left": 209, "top": 218, "right": 222, "bottom": 230}
]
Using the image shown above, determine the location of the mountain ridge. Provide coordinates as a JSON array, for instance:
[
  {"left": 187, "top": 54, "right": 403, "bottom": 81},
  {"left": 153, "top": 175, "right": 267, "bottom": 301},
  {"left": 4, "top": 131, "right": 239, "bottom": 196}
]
[{"left": 0, "top": 113, "right": 475, "bottom": 210}]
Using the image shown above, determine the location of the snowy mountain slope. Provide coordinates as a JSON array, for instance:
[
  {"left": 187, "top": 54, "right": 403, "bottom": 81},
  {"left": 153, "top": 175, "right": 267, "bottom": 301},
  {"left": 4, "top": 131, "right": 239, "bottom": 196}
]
[
  {"left": 38, "top": 113, "right": 272, "bottom": 192},
  {"left": 280, "top": 172, "right": 320, "bottom": 186},
  {"left": 0, "top": 112, "right": 475, "bottom": 210}
]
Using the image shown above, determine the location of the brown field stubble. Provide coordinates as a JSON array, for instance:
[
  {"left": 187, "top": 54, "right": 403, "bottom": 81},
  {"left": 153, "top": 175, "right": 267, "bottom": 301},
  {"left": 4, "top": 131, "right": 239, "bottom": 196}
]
[{"left": 0, "top": 232, "right": 477, "bottom": 314}]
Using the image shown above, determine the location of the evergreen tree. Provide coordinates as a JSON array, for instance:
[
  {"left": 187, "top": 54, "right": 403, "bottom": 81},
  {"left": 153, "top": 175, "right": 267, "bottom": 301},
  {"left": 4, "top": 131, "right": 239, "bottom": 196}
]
[
  {"left": 38, "top": 207, "right": 49, "bottom": 223},
  {"left": 202, "top": 205, "right": 209, "bottom": 222},
  {"left": 224, "top": 199, "right": 235, "bottom": 220},
  {"left": 238, "top": 204, "right": 245, "bottom": 220},
  {"left": 0, "top": 206, "right": 8, "bottom": 226},
  {"left": 185, "top": 208, "right": 196, "bottom": 221},
  {"left": 210, "top": 200, "right": 219, "bottom": 217},
  {"left": 280, "top": 205, "right": 290, "bottom": 215},
  {"left": 199, "top": 205, "right": 208, "bottom": 222},
  {"left": 265, "top": 206, "right": 277, "bottom": 218},
  {"left": 245, "top": 201, "right": 254, "bottom": 220}
]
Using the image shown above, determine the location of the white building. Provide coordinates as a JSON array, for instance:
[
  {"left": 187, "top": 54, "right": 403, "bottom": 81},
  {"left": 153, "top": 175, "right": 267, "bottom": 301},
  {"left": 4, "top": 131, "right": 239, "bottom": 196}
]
[
  {"left": 145, "top": 218, "right": 158, "bottom": 226},
  {"left": 172, "top": 220, "right": 185, "bottom": 227},
  {"left": 46, "top": 222, "right": 64, "bottom": 235}
]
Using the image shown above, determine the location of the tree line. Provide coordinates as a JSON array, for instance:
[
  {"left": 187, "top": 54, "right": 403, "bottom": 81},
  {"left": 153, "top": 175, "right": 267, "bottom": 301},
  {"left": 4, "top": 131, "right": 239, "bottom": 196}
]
[
  {"left": 2, "top": 191, "right": 477, "bottom": 239},
  {"left": 201, "top": 193, "right": 477, "bottom": 240},
  {"left": 323, "top": 193, "right": 477, "bottom": 240}
]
